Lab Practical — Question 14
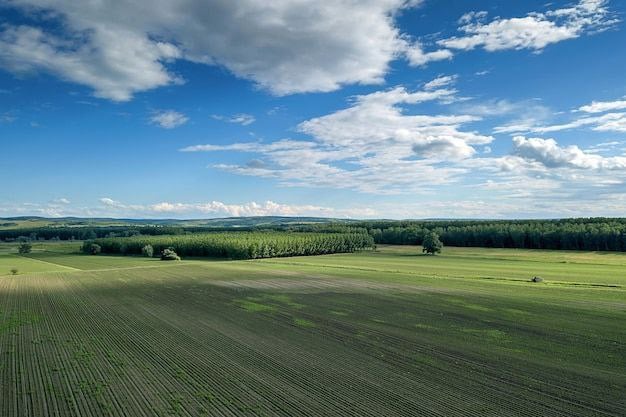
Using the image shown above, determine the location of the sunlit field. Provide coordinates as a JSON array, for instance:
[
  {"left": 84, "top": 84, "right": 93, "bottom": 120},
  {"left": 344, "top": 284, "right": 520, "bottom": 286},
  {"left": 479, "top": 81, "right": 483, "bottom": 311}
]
[{"left": 0, "top": 243, "right": 623, "bottom": 416}]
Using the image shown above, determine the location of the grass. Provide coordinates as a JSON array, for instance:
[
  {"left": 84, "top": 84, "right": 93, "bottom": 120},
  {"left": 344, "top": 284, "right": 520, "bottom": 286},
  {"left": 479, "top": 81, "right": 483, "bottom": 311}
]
[
  {"left": 0, "top": 242, "right": 164, "bottom": 275},
  {"left": 0, "top": 244, "right": 624, "bottom": 416},
  {"left": 257, "top": 245, "right": 626, "bottom": 286}
]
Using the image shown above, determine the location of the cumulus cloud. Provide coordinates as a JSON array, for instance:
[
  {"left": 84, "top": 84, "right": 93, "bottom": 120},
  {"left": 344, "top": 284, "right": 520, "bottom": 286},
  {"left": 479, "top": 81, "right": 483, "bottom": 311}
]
[
  {"left": 0, "top": 25, "right": 181, "bottom": 101},
  {"left": 438, "top": 0, "right": 615, "bottom": 53},
  {"left": 0, "top": 1, "right": 614, "bottom": 99},
  {"left": 182, "top": 85, "right": 492, "bottom": 194},
  {"left": 150, "top": 110, "right": 189, "bottom": 129},
  {"left": 512, "top": 135, "right": 626, "bottom": 170},
  {"left": 0, "top": 0, "right": 423, "bottom": 100}
]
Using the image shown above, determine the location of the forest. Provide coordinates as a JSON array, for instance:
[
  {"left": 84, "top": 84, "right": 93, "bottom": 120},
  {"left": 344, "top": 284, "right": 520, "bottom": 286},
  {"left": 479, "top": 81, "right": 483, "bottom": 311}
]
[
  {"left": 299, "top": 218, "right": 626, "bottom": 251},
  {"left": 4, "top": 217, "right": 626, "bottom": 252}
]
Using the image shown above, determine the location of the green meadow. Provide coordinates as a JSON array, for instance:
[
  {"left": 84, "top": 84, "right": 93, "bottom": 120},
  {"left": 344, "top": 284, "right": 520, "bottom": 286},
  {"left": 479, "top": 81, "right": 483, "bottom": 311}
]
[{"left": 0, "top": 243, "right": 624, "bottom": 416}]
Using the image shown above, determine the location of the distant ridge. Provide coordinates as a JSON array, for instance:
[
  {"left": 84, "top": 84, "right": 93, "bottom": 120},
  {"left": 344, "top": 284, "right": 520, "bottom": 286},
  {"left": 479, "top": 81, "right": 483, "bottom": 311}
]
[{"left": 0, "top": 215, "right": 358, "bottom": 230}]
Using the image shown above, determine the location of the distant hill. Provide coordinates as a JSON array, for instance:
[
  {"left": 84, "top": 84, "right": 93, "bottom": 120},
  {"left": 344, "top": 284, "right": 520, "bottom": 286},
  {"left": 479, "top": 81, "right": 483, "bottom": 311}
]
[{"left": 0, "top": 216, "right": 356, "bottom": 230}]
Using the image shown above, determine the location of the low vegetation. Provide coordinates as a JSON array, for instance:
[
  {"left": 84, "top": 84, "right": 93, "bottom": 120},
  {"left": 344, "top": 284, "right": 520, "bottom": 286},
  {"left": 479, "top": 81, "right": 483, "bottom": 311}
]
[
  {"left": 81, "top": 242, "right": 101, "bottom": 255},
  {"left": 141, "top": 244, "right": 154, "bottom": 258},
  {"left": 160, "top": 247, "right": 180, "bottom": 261},
  {"left": 18, "top": 242, "right": 32, "bottom": 254}
]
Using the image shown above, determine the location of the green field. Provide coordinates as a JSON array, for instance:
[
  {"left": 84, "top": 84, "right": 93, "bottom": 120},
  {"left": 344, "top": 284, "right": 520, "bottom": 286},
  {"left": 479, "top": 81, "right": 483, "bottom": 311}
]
[{"left": 0, "top": 244, "right": 624, "bottom": 416}]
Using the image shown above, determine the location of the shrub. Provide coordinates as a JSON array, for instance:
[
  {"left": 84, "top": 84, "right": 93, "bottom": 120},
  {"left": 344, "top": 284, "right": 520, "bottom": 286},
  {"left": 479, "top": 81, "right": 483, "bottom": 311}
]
[
  {"left": 18, "top": 242, "right": 32, "bottom": 254},
  {"left": 81, "top": 242, "right": 102, "bottom": 255},
  {"left": 160, "top": 248, "right": 180, "bottom": 261},
  {"left": 10, "top": 268, "right": 18, "bottom": 275},
  {"left": 141, "top": 244, "right": 154, "bottom": 258}
]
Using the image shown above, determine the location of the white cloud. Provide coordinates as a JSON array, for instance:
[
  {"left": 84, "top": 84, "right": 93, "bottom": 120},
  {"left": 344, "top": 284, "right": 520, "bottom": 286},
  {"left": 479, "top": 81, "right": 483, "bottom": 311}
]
[
  {"left": 578, "top": 98, "right": 626, "bottom": 113},
  {"left": 423, "top": 75, "right": 458, "bottom": 90},
  {"left": 147, "top": 200, "right": 377, "bottom": 218},
  {"left": 53, "top": 198, "right": 71, "bottom": 205},
  {"left": 404, "top": 42, "right": 453, "bottom": 66},
  {"left": 512, "top": 135, "right": 626, "bottom": 170},
  {"left": 1, "top": 111, "right": 17, "bottom": 123},
  {"left": 529, "top": 112, "right": 626, "bottom": 134},
  {"left": 182, "top": 85, "right": 493, "bottom": 194},
  {"left": 99, "top": 197, "right": 125, "bottom": 208},
  {"left": 1, "top": 0, "right": 423, "bottom": 99},
  {"left": 453, "top": 98, "right": 553, "bottom": 135},
  {"left": 0, "top": 25, "right": 181, "bottom": 101},
  {"left": 212, "top": 113, "right": 256, "bottom": 126},
  {"left": 150, "top": 110, "right": 189, "bottom": 129},
  {"left": 438, "top": 0, "right": 614, "bottom": 52},
  {"left": 1, "top": 1, "right": 614, "bottom": 99}
]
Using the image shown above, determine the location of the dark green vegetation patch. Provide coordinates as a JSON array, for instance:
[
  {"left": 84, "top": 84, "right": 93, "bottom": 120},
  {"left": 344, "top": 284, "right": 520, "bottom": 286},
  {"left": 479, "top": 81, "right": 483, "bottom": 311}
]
[{"left": 89, "top": 231, "right": 375, "bottom": 259}]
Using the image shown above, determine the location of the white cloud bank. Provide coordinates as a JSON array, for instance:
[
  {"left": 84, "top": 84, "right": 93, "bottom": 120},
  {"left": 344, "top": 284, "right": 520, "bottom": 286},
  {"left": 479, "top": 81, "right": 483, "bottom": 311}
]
[
  {"left": 98, "top": 198, "right": 377, "bottom": 218},
  {"left": 0, "top": 0, "right": 423, "bottom": 100},
  {"left": 0, "top": 1, "right": 614, "bottom": 100},
  {"left": 182, "top": 83, "right": 493, "bottom": 194}
]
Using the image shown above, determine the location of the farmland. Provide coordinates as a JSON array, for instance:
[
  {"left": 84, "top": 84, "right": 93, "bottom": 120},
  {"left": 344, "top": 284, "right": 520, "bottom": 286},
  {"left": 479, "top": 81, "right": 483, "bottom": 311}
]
[{"left": 0, "top": 243, "right": 624, "bottom": 416}]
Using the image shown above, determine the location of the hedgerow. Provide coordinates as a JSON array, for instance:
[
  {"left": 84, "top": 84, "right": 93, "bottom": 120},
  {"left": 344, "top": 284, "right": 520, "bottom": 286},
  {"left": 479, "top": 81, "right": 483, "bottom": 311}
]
[{"left": 91, "top": 232, "right": 375, "bottom": 259}]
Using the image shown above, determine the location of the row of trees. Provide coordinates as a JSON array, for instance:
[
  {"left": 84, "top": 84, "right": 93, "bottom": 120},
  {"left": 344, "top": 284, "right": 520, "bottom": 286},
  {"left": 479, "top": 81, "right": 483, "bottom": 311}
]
[
  {"left": 88, "top": 232, "right": 375, "bottom": 259},
  {"left": 0, "top": 226, "right": 194, "bottom": 242},
  {"left": 360, "top": 222, "right": 626, "bottom": 251},
  {"left": 294, "top": 219, "right": 626, "bottom": 251}
]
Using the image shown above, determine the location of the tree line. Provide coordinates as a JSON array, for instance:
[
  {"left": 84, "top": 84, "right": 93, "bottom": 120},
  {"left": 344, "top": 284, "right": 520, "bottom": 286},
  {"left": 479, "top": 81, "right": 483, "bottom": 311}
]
[
  {"left": 6, "top": 217, "right": 626, "bottom": 252},
  {"left": 360, "top": 221, "right": 626, "bottom": 251},
  {"left": 0, "top": 225, "right": 259, "bottom": 242},
  {"left": 88, "top": 232, "right": 375, "bottom": 259},
  {"left": 292, "top": 219, "right": 626, "bottom": 251}
]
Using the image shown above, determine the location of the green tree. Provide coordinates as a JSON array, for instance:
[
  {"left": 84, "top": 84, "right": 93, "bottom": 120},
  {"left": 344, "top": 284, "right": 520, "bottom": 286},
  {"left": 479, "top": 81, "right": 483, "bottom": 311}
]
[
  {"left": 141, "top": 244, "right": 154, "bottom": 258},
  {"left": 10, "top": 268, "right": 18, "bottom": 275},
  {"left": 18, "top": 242, "right": 32, "bottom": 254},
  {"left": 422, "top": 232, "right": 443, "bottom": 255}
]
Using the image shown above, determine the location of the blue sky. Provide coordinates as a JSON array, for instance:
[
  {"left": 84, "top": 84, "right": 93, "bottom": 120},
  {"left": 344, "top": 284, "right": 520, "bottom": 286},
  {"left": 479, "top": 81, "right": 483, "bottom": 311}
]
[{"left": 1, "top": 0, "right": 626, "bottom": 219}]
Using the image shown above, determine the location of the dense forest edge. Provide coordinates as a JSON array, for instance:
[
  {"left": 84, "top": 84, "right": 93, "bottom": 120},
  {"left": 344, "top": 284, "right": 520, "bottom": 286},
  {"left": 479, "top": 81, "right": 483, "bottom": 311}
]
[{"left": 3, "top": 217, "right": 626, "bottom": 252}]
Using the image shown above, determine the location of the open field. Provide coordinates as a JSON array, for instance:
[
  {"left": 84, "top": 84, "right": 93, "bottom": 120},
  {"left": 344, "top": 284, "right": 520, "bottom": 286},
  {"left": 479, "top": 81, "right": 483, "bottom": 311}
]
[{"left": 0, "top": 244, "right": 624, "bottom": 416}]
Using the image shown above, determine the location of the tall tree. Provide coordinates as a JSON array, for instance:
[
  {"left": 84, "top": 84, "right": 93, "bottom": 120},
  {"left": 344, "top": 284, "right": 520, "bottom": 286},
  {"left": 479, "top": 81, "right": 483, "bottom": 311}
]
[{"left": 422, "top": 232, "right": 443, "bottom": 255}]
